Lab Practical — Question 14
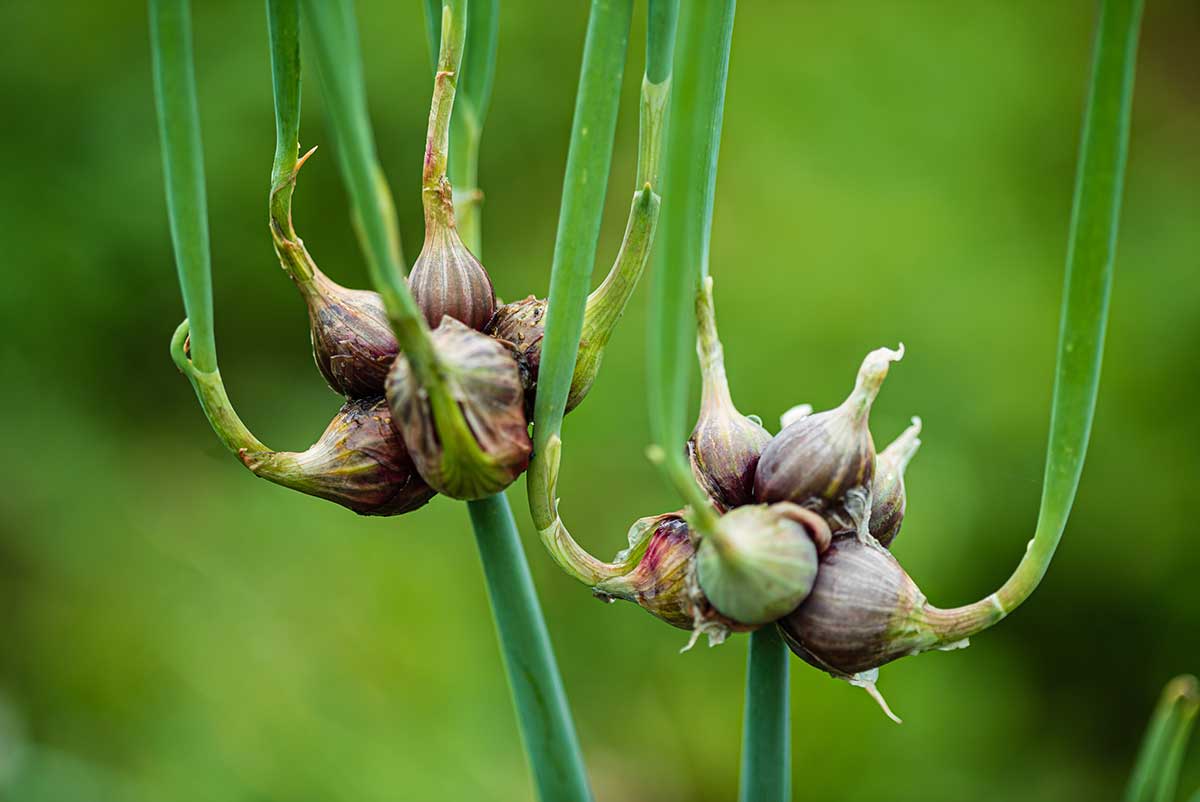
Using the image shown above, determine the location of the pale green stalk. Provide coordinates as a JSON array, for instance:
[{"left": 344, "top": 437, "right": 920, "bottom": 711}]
[{"left": 1125, "top": 676, "right": 1199, "bottom": 802}]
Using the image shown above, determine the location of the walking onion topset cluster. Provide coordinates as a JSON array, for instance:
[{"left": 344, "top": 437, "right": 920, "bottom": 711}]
[
  {"left": 159, "top": 8, "right": 1140, "bottom": 797},
  {"left": 172, "top": 6, "right": 1025, "bottom": 725}
]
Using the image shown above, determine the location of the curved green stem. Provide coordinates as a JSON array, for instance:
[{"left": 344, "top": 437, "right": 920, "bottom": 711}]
[
  {"left": 926, "top": 0, "right": 1144, "bottom": 645},
  {"left": 150, "top": 0, "right": 216, "bottom": 374},
  {"left": 169, "top": 320, "right": 266, "bottom": 456},
  {"left": 523, "top": 0, "right": 632, "bottom": 587}
]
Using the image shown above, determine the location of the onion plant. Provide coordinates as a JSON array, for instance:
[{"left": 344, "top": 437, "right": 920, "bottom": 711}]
[{"left": 151, "top": 0, "right": 1174, "bottom": 799}]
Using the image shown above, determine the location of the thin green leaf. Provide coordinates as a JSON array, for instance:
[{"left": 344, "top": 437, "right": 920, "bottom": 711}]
[
  {"left": 150, "top": 0, "right": 216, "bottom": 373},
  {"left": 531, "top": 0, "right": 633, "bottom": 452},
  {"left": 994, "top": 0, "right": 1144, "bottom": 612},
  {"left": 266, "top": 0, "right": 301, "bottom": 194},
  {"left": 934, "top": 0, "right": 1144, "bottom": 641},
  {"left": 1125, "top": 676, "right": 1199, "bottom": 802},
  {"left": 646, "top": 0, "right": 734, "bottom": 490}
]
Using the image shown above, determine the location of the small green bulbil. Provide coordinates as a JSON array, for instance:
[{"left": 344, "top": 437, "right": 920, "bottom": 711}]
[{"left": 696, "top": 502, "right": 830, "bottom": 626}]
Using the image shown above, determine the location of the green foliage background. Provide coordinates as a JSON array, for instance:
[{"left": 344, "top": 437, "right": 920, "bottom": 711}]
[{"left": 1, "top": 1, "right": 1198, "bottom": 800}]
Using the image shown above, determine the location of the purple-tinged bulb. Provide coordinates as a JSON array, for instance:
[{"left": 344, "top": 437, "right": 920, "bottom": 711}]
[
  {"left": 301, "top": 268, "right": 399, "bottom": 400},
  {"left": 777, "top": 535, "right": 960, "bottom": 677},
  {"left": 238, "top": 397, "right": 435, "bottom": 516},
  {"left": 869, "top": 417, "right": 922, "bottom": 547},
  {"left": 385, "top": 317, "right": 531, "bottom": 500},
  {"left": 755, "top": 345, "right": 904, "bottom": 535},
  {"left": 687, "top": 277, "right": 772, "bottom": 511},
  {"left": 408, "top": 222, "right": 496, "bottom": 332},
  {"left": 593, "top": 512, "right": 753, "bottom": 647}
]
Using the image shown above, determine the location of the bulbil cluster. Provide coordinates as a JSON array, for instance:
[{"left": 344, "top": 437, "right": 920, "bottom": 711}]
[{"left": 595, "top": 277, "right": 945, "bottom": 716}]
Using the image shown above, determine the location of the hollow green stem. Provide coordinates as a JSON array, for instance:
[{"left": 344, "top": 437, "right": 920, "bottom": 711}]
[
  {"left": 739, "top": 627, "right": 791, "bottom": 802},
  {"left": 466, "top": 494, "right": 593, "bottom": 802},
  {"left": 524, "top": 0, "right": 632, "bottom": 585},
  {"left": 150, "top": 0, "right": 216, "bottom": 374},
  {"left": 1124, "top": 675, "right": 1199, "bottom": 802},
  {"left": 646, "top": 0, "right": 734, "bottom": 532},
  {"left": 926, "top": 0, "right": 1144, "bottom": 646}
]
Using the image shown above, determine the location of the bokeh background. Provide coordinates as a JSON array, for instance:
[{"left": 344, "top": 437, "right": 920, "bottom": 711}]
[{"left": 2, "top": 1, "right": 1199, "bottom": 800}]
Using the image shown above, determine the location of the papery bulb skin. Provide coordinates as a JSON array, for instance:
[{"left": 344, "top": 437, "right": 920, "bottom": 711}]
[
  {"left": 688, "top": 277, "right": 772, "bottom": 511},
  {"left": 301, "top": 268, "right": 399, "bottom": 399},
  {"left": 408, "top": 222, "right": 496, "bottom": 332},
  {"left": 488, "top": 295, "right": 546, "bottom": 411},
  {"left": 385, "top": 317, "right": 531, "bottom": 500},
  {"left": 869, "top": 417, "right": 922, "bottom": 547},
  {"left": 754, "top": 345, "right": 904, "bottom": 535},
  {"left": 238, "top": 397, "right": 435, "bottom": 516},
  {"left": 696, "top": 503, "right": 830, "bottom": 626},
  {"left": 593, "top": 512, "right": 753, "bottom": 646},
  {"left": 777, "top": 535, "right": 942, "bottom": 676}
]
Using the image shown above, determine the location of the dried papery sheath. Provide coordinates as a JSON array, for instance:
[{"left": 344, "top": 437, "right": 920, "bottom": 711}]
[
  {"left": 755, "top": 345, "right": 904, "bottom": 536},
  {"left": 695, "top": 502, "right": 830, "bottom": 626},
  {"left": 408, "top": 215, "right": 497, "bottom": 331},
  {"left": 593, "top": 512, "right": 752, "bottom": 647},
  {"left": 385, "top": 317, "right": 531, "bottom": 499},
  {"left": 687, "top": 277, "right": 772, "bottom": 510},
  {"left": 869, "top": 417, "right": 922, "bottom": 547},
  {"left": 488, "top": 295, "right": 546, "bottom": 410},
  {"left": 239, "top": 397, "right": 435, "bottom": 516}
]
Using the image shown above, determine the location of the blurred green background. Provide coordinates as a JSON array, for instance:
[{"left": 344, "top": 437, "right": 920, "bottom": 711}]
[{"left": 1, "top": 1, "right": 1198, "bottom": 800}]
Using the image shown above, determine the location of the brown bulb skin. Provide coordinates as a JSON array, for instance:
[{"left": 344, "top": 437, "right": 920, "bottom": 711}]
[
  {"left": 488, "top": 295, "right": 546, "bottom": 412},
  {"left": 408, "top": 224, "right": 496, "bottom": 332},
  {"left": 777, "top": 535, "right": 935, "bottom": 676},
  {"left": 302, "top": 269, "right": 399, "bottom": 400},
  {"left": 385, "top": 317, "right": 531, "bottom": 499},
  {"left": 239, "top": 397, "right": 435, "bottom": 516}
]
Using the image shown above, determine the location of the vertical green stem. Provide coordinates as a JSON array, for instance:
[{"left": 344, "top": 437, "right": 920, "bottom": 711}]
[
  {"left": 424, "top": 5, "right": 593, "bottom": 800},
  {"left": 646, "top": 0, "right": 734, "bottom": 495},
  {"left": 150, "top": 0, "right": 216, "bottom": 373},
  {"left": 926, "top": 0, "right": 1144, "bottom": 643},
  {"left": 739, "top": 627, "right": 790, "bottom": 802},
  {"left": 467, "top": 494, "right": 593, "bottom": 802}
]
